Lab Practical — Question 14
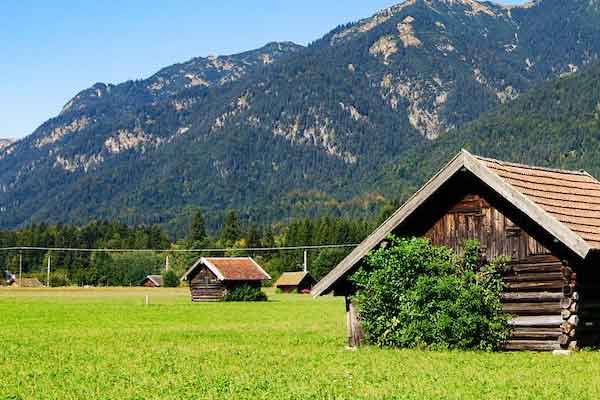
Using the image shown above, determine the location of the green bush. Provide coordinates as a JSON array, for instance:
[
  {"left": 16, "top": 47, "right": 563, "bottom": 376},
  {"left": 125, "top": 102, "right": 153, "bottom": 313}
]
[
  {"left": 163, "top": 270, "right": 180, "bottom": 287},
  {"left": 352, "top": 236, "right": 509, "bottom": 351},
  {"left": 49, "top": 270, "right": 70, "bottom": 287},
  {"left": 224, "top": 285, "right": 268, "bottom": 302}
]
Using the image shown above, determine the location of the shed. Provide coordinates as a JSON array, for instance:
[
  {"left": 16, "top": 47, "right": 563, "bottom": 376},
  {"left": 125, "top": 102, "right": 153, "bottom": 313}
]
[
  {"left": 141, "top": 275, "right": 163, "bottom": 288},
  {"left": 313, "top": 150, "right": 600, "bottom": 351},
  {"left": 11, "top": 278, "right": 44, "bottom": 288},
  {"left": 181, "top": 257, "right": 271, "bottom": 301},
  {"left": 274, "top": 271, "right": 316, "bottom": 293}
]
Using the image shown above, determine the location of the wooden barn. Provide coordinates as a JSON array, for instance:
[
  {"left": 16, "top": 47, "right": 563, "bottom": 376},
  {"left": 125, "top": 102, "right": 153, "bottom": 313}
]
[
  {"left": 274, "top": 271, "right": 316, "bottom": 293},
  {"left": 181, "top": 257, "right": 271, "bottom": 301},
  {"left": 312, "top": 150, "right": 600, "bottom": 351},
  {"left": 141, "top": 275, "right": 163, "bottom": 288}
]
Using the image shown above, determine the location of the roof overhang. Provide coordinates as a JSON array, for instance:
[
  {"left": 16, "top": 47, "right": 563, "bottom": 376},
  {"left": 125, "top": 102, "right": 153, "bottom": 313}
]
[{"left": 311, "top": 149, "right": 591, "bottom": 297}]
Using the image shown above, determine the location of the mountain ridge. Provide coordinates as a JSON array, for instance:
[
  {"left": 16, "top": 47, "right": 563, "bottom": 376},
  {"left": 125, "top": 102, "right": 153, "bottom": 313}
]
[{"left": 2, "top": 0, "right": 600, "bottom": 234}]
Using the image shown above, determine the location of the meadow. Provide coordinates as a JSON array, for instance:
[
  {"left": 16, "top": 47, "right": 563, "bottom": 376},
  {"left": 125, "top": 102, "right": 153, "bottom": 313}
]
[{"left": 2, "top": 288, "right": 600, "bottom": 399}]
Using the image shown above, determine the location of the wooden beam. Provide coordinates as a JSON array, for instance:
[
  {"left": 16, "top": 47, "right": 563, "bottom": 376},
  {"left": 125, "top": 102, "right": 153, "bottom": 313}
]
[{"left": 312, "top": 152, "right": 467, "bottom": 297}]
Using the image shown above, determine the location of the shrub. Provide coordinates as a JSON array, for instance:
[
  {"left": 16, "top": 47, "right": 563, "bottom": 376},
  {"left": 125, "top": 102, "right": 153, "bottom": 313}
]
[
  {"left": 163, "top": 270, "right": 180, "bottom": 287},
  {"left": 352, "top": 236, "right": 509, "bottom": 351},
  {"left": 49, "top": 270, "right": 70, "bottom": 287},
  {"left": 224, "top": 285, "right": 268, "bottom": 302}
]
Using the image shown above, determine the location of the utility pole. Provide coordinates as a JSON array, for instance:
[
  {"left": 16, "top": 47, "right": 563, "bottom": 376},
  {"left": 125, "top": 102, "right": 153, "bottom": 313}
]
[
  {"left": 303, "top": 250, "right": 308, "bottom": 273},
  {"left": 47, "top": 254, "right": 51, "bottom": 288},
  {"left": 165, "top": 255, "right": 170, "bottom": 272}
]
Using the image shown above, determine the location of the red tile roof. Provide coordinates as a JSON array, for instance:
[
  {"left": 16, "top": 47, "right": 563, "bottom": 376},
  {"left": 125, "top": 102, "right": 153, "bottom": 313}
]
[
  {"left": 478, "top": 157, "right": 600, "bottom": 249},
  {"left": 205, "top": 258, "right": 270, "bottom": 281}
]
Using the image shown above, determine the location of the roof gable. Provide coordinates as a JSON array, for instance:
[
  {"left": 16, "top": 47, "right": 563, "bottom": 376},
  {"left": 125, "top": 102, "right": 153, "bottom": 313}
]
[
  {"left": 182, "top": 257, "right": 271, "bottom": 282},
  {"left": 274, "top": 271, "right": 313, "bottom": 287},
  {"left": 312, "top": 150, "right": 596, "bottom": 297}
]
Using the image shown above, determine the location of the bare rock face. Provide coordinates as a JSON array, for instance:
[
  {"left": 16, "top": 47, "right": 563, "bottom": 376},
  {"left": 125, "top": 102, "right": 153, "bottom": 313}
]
[{"left": 0, "top": 139, "right": 13, "bottom": 150}]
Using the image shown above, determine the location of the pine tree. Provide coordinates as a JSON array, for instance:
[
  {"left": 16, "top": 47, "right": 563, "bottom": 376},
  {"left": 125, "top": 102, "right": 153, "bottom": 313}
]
[
  {"left": 188, "top": 209, "right": 207, "bottom": 243},
  {"left": 220, "top": 210, "right": 241, "bottom": 245}
]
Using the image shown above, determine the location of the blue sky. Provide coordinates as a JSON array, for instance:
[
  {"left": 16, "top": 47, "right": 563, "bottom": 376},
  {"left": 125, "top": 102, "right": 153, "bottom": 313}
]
[{"left": 0, "top": 0, "right": 526, "bottom": 139}]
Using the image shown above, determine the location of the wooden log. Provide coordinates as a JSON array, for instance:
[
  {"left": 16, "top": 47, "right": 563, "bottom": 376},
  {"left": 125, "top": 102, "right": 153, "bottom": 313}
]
[
  {"left": 503, "top": 302, "right": 561, "bottom": 316},
  {"left": 558, "top": 334, "right": 570, "bottom": 346},
  {"left": 501, "top": 292, "right": 563, "bottom": 303},
  {"left": 562, "top": 309, "right": 572, "bottom": 320},
  {"left": 509, "top": 316, "right": 563, "bottom": 327},
  {"left": 505, "top": 281, "right": 564, "bottom": 291},
  {"left": 511, "top": 262, "right": 562, "bottom": 273},
  {"left": 568, "top": 315, "right": 579, "bottom": 327},
  {"left": 568, "top": 341, "right": 578, "bottom": 351},
  {"left": 560, "top": 297, "right": 573, "bottom": 309},
  {"left": 563, "top": 284, "right": 574, "bottom": 296},
  {"left": 503, "top": 272, "right": 563, "bottom": 283},
  {"left": 561, "top": 322, "right": 575, "bottom": 334},
  {"left": 511, "top": 328, "right": 561, "bottom": 340},
  {"left": 504, "top": 340, "right": 561, "bottom": 351}
]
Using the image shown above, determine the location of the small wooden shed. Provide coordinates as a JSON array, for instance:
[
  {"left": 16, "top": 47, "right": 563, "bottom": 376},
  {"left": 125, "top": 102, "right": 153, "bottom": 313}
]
[
  {"left": 181, "top": 257, "right": 271, "bottom": 301},
  {"left": 274, "top": 271, "right": 316, "bottom": 293},
  {"left": 141, "top": 275, "right": 163, "bottom": 288},
  {"left": 313, "top": 150, "right": 600, "bottom": 351}
]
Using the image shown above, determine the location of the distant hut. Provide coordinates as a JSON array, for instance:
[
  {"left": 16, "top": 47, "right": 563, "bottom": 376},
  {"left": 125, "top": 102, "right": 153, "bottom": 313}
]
[
  {"left": 181, "top": 257, "right": 271, "bottom": 302},
  {"left": 11, "top": 278, "right": 43, "bottom": 288},
  {"left": 274, "top": 271, "right": 316, "bottom": 293},
  {"left": 313, "top": 150, "right": 600, "bottom": 351},
  {"left": 141, "top": 275, "right": 163, "bottom": 288}
]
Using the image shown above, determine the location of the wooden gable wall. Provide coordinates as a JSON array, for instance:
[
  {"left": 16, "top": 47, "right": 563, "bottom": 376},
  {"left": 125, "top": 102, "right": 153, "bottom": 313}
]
[{"left": 424, "top": 193, "right": 550, "bottom": 261}]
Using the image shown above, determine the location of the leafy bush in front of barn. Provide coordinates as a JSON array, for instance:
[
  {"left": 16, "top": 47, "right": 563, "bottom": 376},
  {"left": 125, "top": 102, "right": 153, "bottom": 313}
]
[
  {"left": 352, "top": 236, "right": 509, "bottom": 351},
  {"left": 224, "top": 285, "right": 268, "bottom": 302}
]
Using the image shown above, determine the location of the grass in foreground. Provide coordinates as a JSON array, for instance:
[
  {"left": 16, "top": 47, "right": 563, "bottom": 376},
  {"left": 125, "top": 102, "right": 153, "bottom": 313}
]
[{"left": 1, "top": 288, "right": 600, "bottom": 399}]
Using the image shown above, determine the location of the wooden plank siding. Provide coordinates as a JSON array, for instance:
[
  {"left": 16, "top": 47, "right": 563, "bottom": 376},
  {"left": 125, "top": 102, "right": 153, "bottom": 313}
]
[
  {"left": 189, "top": 267, "right": 225, "bottom": 302},
  {"left": 424, "top": 194, "right": 550, "bottom": 260}
]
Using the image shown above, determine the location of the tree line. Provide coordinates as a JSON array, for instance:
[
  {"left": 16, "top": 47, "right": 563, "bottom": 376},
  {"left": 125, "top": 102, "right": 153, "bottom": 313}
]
[{"left": 0, "top": 207, "right": 393, "bottom": 287}]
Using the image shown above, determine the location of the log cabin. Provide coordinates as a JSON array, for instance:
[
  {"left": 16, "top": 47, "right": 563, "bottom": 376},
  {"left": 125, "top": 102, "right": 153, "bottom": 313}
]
[
  {"left": 274, "top": 271, "right": 316, "bottom": 293},
  {"left": 181, "top": 257, "right": 271, "bottom": 301},
  {"left": 141, "top": 275, "right": 163, "bottom": 288},
  {"left": 312, "top": 150, "right": 600, "bottom": 351}
]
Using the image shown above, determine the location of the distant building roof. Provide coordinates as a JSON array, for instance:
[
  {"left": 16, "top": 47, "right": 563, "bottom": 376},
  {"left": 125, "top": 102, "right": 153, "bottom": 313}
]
[
  {"left": 274, "top": 271, "right": 312, "bottom": 287},
  {"left": 143, "top": 275, "right": 163, "bottom": 287},
  {"left": 12, "top": 278, "right": 43, "bottom": 288},
  {"left": 182, "top": 257, "right": 271, "bottom": 281}
]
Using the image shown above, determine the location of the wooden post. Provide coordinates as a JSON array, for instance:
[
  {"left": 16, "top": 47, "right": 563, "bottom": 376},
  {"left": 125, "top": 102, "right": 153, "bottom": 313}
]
[
  {"left": 18, "top": 252, "right": 22, "bottom": 287},
  {"left": 165, "top": 255, "right": 170, "bottom": 272},
  {"left": 345, "top": 295, "right": 364, "bottom": 348},
  {"left": 47, "top": 254, "right": 51, "bottom": 287}
]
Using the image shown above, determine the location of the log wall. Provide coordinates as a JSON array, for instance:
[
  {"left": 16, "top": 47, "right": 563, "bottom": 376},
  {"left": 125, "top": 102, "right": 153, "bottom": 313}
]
[{"left": 189, "top": 267, "right": 225, "bottom": 302}]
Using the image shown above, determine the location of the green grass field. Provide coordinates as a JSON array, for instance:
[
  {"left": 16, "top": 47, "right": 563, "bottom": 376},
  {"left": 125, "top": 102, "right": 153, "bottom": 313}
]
[{"left": 2, "top": 288, "right": 600, "bottom": 400}]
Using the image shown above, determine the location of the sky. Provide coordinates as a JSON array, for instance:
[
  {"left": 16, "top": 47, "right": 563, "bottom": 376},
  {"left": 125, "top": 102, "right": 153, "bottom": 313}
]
[{"left": 0, "top": 0, "right": 526, "bottom": 139}]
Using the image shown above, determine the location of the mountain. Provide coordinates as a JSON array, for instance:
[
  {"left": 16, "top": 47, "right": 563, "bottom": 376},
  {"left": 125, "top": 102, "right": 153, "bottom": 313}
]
[
  {"left": 380, "top": 61, "right": 600, "bottom": 198},
  {"left": 2, "top": 0, "right": 600, "bottom": 234},
  {"left": 0, "top": 139, "right": 13, "bottom": 150}
]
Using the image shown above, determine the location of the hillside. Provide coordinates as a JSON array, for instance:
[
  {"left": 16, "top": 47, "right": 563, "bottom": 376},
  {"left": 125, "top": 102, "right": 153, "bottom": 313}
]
[
  {"left": 1, "top": 0, "right": 600, "bottom": 234},
  {"left": 378, "top": 61, "right": 600, "bottom": 200}
]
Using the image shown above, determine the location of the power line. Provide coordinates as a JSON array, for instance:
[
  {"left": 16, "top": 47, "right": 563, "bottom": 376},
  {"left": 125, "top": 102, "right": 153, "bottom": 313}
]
[{"left": 0, "top": 243, "right": 359, "bottom": 254}]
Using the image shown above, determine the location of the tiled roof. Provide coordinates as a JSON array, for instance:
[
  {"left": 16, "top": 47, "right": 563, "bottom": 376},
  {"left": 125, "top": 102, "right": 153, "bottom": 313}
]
[
  {"left": 205, "top": 258, "right": 270, "bottom": 281},
  {"left": 478, "top": 156, "right": 600, "bottom": 248},
  {"left": 274, "top": 271, "right": 311, "bottom": 287}
]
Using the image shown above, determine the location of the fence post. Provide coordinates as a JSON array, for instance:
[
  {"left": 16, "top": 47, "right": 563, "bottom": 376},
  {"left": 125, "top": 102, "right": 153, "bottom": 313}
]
[
  {"left": 47, "top": 254, "right": 51, "bottom": 287},
  {"left": 19, "top": 252, "right": 22, "bottom": 286}
]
